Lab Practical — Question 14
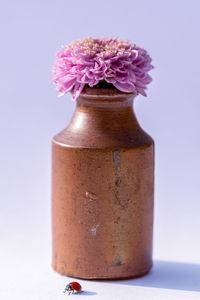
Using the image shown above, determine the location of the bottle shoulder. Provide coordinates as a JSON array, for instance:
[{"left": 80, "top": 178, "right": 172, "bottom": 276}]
[{"left": 52, "top": 126, "right": 154, "bottom": 150}]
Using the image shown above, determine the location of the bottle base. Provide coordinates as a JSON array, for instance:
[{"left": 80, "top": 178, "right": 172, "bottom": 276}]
[{"left": 52, "top": 261, "right": 153, "bottom": 280}]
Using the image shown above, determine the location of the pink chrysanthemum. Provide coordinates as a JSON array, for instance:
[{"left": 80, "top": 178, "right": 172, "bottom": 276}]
[{"left": 52, "top": 37, "right": 153, "bottom": 100}]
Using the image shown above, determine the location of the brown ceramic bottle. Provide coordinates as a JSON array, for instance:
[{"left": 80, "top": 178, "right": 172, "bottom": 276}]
[{"left": 51, "top": 87, "right": 154, "bottom": 279}]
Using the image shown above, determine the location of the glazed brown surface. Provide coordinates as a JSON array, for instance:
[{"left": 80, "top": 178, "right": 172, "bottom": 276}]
[{"left": 52, "top": 88, "right": 154, "bottom": 279}]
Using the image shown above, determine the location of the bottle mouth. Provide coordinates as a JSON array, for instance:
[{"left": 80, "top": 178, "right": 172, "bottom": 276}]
[{"left": 79, "top": 87, "right": 135, "bottom": 100}]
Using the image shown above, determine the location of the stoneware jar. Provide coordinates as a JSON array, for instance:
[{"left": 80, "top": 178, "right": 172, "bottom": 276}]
[{"left": 51, "top": 87, "right": 154, "bottom": 279}]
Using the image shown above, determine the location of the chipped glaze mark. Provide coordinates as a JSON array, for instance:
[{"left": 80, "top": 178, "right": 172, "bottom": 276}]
[
  {"left": 112, "top": 150, "right": 126, "bottom": 209},
  {"left": 114, "top": 216, "right": 121, "bottom": 224},
  {"left": 86, "top": 191, "right": 98, "bottom": 201},
  {"left": 112, "top": 150, "right": 120, "bottom": 166},
  {"left": 112, "top": 255, "right": 122, "bottom": 266},
  {"left": 112, "top": 150, "right": 120, "bottom": 185},
  {"left": 90, "top": 224, "right": 100, "bottom": 235},
  {"left": 112, "top": 150, "right": 129, "bottom": 209}
]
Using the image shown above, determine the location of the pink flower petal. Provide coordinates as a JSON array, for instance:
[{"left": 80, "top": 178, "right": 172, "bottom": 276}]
[
  {"left": 72, "top": 82, "right": 85, "bottom": 100},
  {"left": 113, "top": 81, "right": 136, "bottom": 93},
  {"left": 52, "top": 37, "right": 153, "bottom": 99}
]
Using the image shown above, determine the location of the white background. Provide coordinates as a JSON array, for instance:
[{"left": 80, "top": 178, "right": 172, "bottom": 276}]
[{"left": 0, "top": 0, "right": 200, "bottom": 299}]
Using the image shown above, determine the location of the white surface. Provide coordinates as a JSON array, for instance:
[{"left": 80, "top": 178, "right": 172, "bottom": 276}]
[{"left": 1, "top": 257, "right": 200, "bottom": 300}]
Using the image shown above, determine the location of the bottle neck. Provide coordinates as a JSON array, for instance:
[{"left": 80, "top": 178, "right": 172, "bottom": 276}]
[
  {"left": 67, "top": 91, "right": 140, "bottom": 134},
  {"left": 53, "top": 88, "right": 153, "bottom": 148}
]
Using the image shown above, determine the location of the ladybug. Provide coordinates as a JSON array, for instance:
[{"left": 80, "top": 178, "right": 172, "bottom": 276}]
[{"left": 63, "top": 281, "right": 82, "bottom": 295}]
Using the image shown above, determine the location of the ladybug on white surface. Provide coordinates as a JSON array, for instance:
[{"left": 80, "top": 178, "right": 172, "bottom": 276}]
[{"left": 63, "top": 281, "right": 82, "bottom": 295}]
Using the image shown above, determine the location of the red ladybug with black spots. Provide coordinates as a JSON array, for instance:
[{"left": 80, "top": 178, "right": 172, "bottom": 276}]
[{"left": 63, "top": 281, "right": 82, "bottom": 295}]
